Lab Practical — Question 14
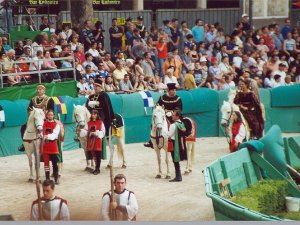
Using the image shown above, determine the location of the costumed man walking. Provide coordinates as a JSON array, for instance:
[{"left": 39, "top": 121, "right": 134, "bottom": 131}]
[
  {"left": 30, "top": 179, "right": 70, "bottom": 220},
  {"left": 101, "top": 174, "right": 138, "bottom": 221},
  {"left": 78, "top": 109, "right": 106, "bottom": 175},
  {"left": 42, "top": 110, "right": 61, "bottom": 184},
  {"left": 19, "top": 84, "right": 54, "bottom": 151},
  {"left": 144, "top": 82, "right": 182, "bottom": 148},
  {"left": 168, "top": 110, "right": 187, "bottom": 182}
]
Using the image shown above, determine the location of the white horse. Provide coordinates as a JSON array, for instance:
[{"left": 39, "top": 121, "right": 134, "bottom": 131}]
[
  {"left": 220, "top": 89, "right": 250, "bottom": 144},
  {"left": 23, "top": 107, "right": 45, "bottom": 182},
  {"left": 150, "top": 105, "right": 196, "bottom": 179},
  {"left": 73, "top": 105, "right": 126, "bottom": 170}
]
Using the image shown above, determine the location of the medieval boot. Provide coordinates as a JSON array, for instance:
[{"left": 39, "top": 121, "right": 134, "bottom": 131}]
[
  {"left": 144, "top": 139, "right": 153, "bottom": 148},
  {"left": 18, "top": 144, "right": 25, "bottom": 152},
  {"left": 92, "top": 157, "right": 101, "bottom": 175},
  {"left": 45, "top": 171, "right": 50, "bottom": 181},
  {"left": 169, "top": 163, "right": 182, "bottom": 182}
]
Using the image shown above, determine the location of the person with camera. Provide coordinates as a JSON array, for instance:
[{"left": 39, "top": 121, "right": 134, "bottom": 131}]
[{"left": 93, "top": 21, "right": 105, "bottom": 48}]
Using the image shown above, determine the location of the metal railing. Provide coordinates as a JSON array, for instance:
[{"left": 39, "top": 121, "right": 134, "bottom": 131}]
[{"left": 0, "top": 56, "right": 76, "bottom": 88}]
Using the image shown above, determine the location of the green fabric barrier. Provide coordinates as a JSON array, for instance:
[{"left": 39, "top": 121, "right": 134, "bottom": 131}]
[
  {"left": 108, "top": 93, "right": 123, "bottom": 114},
  {"left": 0, "top": 81, "right": 77, "bottom": 100},
  {"left": 269, "top": 108, "right": 300, "bottom": 132},
  {"left": 9, "top": 31, "right": 50, "bottom": 45},
  {"left": 120, "top": 92, "right": 146, "bottom": 118},
  {"left": 124, "top": 117, "right": 152, "bottom": 144},
  {"left": 260, "top": 125, "right": 287, "bottom": 177},
  {"left": 188, "top": 112, "right": 218, "bottom": 137},
  {"left": 270, "top": 85, "right": 300, "bottom": 107},
  {"left": 176, "top": 90, "right": 194, "bottom": 114},
  {"left": 190, "top": 88, "right": 220, "bottom": 113},
  {"left": 0, "top": 99, "right": 29, "bottom": 127}
]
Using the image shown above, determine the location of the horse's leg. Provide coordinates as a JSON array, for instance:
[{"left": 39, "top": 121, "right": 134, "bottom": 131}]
[
  {"left": 154, "top": 146, "right": 162, "bottom": 179},
  {"left": 185, "top": 142, "right": 192, "bottom": 174},
  {"left": 164, "top": 141, "right": 171, "bottom": 179},
  {"left": 117, "top": 132, "right": 126, "bottom": 168},
  {"left": 24, "top": 142, "right": 34, "bottom": 182}
]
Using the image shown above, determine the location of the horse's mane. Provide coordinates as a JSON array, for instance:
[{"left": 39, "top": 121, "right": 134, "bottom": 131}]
[
  {"left": 74, "top": 105, "right": 91, "bottom": 123},
  {"left": 153, "top": 105, "right": 165, "bottom": 118},
  {"left": 227, "top": 88, "right": 237, "bottom": 104},
  {"left": 27, "top": 110, "right": 35, "bottom": 126}
]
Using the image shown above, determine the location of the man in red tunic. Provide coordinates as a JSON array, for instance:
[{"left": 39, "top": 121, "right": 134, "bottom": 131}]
[
  {"left": 43, "top": 110, "right": 61, "bottom": 184},
  {"left": 78, "top": 109, "right": 106, "bottom": 175}
]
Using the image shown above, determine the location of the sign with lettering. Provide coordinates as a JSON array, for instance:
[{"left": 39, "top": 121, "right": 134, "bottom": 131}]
[{"left": 28, "top": 0, "right": 121, "bottom": 5}]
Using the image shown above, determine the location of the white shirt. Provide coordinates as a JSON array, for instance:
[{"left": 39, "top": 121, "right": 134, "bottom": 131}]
[
  {"left": 168, "top": 119, "right": 181, "bottom": 140},
  {"left": 234, "top": 123, "right": 246, "bottom": 143},
  {"left": 233, "top": 56, "right": 242, "bottom": 68},
  {"left": 77, "top": 82, "right": 89, "bottom": 97},
  {"left": 273, "top": 70, "right": 286, "bottom": 85},
  {"left": 31, "top": 196, "right": 70, "bottom": 221},
  {"left": 101, "top": 189, "right": 138, "bottom": 221},
  {"left": 79, "top": 122, "right": 105, "bottom": 139},
  {"left": 45, "top": 122, "right": 61, "bottom": 141},
  {"left": 164, "top": 75, "right": 179, "bottom": 86}
]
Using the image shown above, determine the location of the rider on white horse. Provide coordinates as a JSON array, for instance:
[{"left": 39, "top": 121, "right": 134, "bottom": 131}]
[
  {"left": 20, "top": 84, "right": 54, "bottom": 151},
  {"left": 144, "top": 82, "right": 182, "bottom": 148}
]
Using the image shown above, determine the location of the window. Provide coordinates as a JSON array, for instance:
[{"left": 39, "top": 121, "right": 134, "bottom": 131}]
[{"left": 244, "top": 0, "right": 289, "bottom": 18}]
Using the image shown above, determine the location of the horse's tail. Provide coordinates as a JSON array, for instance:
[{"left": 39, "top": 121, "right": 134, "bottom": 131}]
[{"left": 190, "top": 143, "right": 195, "bottom": 163}]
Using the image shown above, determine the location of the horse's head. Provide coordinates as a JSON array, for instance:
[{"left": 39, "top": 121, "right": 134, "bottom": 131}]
[
  {"left": 228, "top": 88, "right": 237, "bottom": 104},
  {"left": 73, "top": 104, "right": 89, "bottom": 128},
  {"left": 220, "top": 101, "right": 233, "bottom": 128},
  {"left": 32, "top": 107, "right": 45, "bottom": 134},
  {"left": 152, "top": 105, "right": 166, "bottom": 131}
]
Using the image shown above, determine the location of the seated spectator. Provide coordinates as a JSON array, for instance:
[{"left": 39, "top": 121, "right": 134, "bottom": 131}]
[
  {"left": 70, "top": 35, "right": 82, "bottom": 52},
  {"left": 41, "top": 50, "right": 61, "bottom": 82},
  {"left": 74, "top": 57, "right": 85, "bottom": 80},
  {"left": 103, "top": 52, "right": 116, "bottom": 74},
  {"left": 284, "top": 75, "right": 294, "bottom": 86},
  {"left": 97, "top": 42, "right": 107, "bottom": 58},
  {"left": 144, "top": 75, "right": 157, "bottom": 91},
  {"left": 112, "top": 60, "right": 127, "bottom": 86},
  {"left": 95, "top": 76, "right": 106, "bottom": 90},
  {"left": 105, "top": 75, "right": 118, "bottom": 93},
  {"left": 134, "top": 74, "right": 148, "bottom": 92},
  {"left": 217, "top": 75, "right": 227, "bottom": 91},
  {"left": 2, "top": 36, "right": 11, "bottom": 53},
  {"left": 119, "top": 74, "right": 134, "bottom": 93},
  {"left": 273, "top": 74, "right": 283, "bottom": 88},
  {"left": 154, "top": 75, "right": 167, "bottom": 93},
  {"left": 73, "top": 45, "right": 86, "bottom": 67},
  {"left": 163, "top": 52, "right": 182, "bottom": 80},
  {"left": 31, "top": 34, "right": 44, "bottom": 57},
  {"left": 14, "top": 41, "right": 24, "bottom": 59},
  {"left": 114, "top": 50, "right": 126, "bottom": 66},
  {"left": 208, "top": 57, "right": 222, "bottom": 85},
  {"left": 41, "top": 32, "right": 52, "bottom": 51},
  {"left": 82, "top": 53, "right": 98, "bottom": 72},
  {"left": 83, "top": 65, "right": 97, "bottom": 82},
  {"left": 61, "top": 23, "right": 72, "bottom": 40},
  {"left": 51, "top": 48, "right": 62, "bottom": 69},
  {"left": 223, "top": 74, "right": 236, "bottom": 90},
  {"left": 125, "top": 58, "right": 136, "bottom": 85},
  {"left": 20, "top": 46, "right": 32, "bottom": 61},
  {"left": 60, "top": 44, "right": 72, "bottom": 57},
  {"left": 184, "top": 65, "right": 197, "bottom": 90},
  {"left": 77, "top": 76, "right": 89, "bottom": 97},
  {"left": 86, "top": 77, "right": 95, "bottom": 94},
  {"left": 164, "top": 67, "right": 179, "bottom": 87},
  {"left": 97, "top": 62, "right": 108, "bottom": 79},
  {"left": 133, "top": 57, "right": 145, "bottom": 76},
  {"left": 29, "top": 50, "right": 44, "bottom": 82},
  {"left": 199, "top": 74, "right": 217, "bottom": 90},
  {"left": 88, "top": 41, "right": 100, "bottom": 65},
  {"left": 2, "top": 49, "right": 20, "bottom": 86},
  {"left": 61, "top": 53, "right": 74, "bottom": 79}
]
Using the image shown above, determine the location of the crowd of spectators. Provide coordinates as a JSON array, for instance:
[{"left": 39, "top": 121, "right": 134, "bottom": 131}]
[{"left": 0, "top": 14, "right": 299, "bottom": 96}]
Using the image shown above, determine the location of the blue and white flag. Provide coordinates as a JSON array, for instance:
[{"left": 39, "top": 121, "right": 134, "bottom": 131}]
[
  {"left": 0, "top": 105, "right": 5, "bottom": 128},
  {"left": 139, "top": 91, "right": 154, "bottom": 115}
]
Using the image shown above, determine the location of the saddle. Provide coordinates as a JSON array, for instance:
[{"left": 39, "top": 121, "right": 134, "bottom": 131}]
[
  {"left": 114, "top": 114, "right": 124, "bottom": 128},
  {"left": 181, "top": 117, "right": 193, "bottom": 137}
]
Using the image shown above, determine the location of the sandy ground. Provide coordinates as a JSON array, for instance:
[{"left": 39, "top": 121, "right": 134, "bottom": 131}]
[{"left": 0, "top": 133, "right": 299, "bottom": 221}]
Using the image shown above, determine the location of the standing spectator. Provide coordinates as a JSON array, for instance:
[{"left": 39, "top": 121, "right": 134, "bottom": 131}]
[
  {"left": 163, "top": 52, "right": 182, "bottom": 81},
  {"left": 180, "top": 21, "right": 192, "bottom": 53},
  {"left": 241, "top": 14, "right": 251, "bottom": 36},
  {"left": 149, "top": 26, "right": 159, "bottom": 45},
  {"left": 136, "top": 16, "right": 146, "bottom": 39},
  {"left": 281, "top": 18, "right": 292, "bottom": 40},
  {"left": 181, "top": 46, "right": 192, "bottom": 74},
  {"left": 39, "top": 16, "right": 49, "bottom": 31},
  {"left": 169, "top": 18, "right": 181, "bottom": 52},
  {"left": 283, "top": 32, "right": 297, "bottom": 58},
  {"left": 208, "top": 57, "right": 222, "bottom": 85},
  {"left": 82, "top": 20, "right": 95, "bottom": 51},
  {"left": 192, "top": 19, "right": 205, "bottom": 44},
  {"left": 109, "top": 18, "right": 123, "bottom": 56},
  {"left": 205, "top": 24, "right": 217, "bottom": 44},
  {"left": 271, "top": 25, "right": 283, "bottom": 51},
  {"left": 156, "top": 36, "right": 168, "bottom": 77},
  {"left": 93, "top": 21, "right": 105, "bottom": 48},
  {"left": 25, "top": 16, "right": 37, "bottom": 31}
]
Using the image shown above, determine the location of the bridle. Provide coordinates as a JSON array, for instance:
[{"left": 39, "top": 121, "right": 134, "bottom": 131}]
[
  {"left": 221, "top": 105, "right": 234, "bottom": 145},
  {"left": 151, "top": 110, "right": 165, "bottom": 149}
]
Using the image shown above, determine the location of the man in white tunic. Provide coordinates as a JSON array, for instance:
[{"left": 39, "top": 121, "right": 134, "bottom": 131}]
[
  {"left": 101, "top": 174, "right": 138, "bottom": 221},
  {"left": 30, "top": 180, "right": 70, "bottom": 220}
]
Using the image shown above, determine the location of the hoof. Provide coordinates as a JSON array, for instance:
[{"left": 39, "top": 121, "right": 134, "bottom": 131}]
[
  {"left": 55, "top": 179, "right": 60, "bottom": 185},
  {"left": 28, "top": 178, "right": 34, "bottom": 183},
  {"left": 155, "top": 175, "right": 161, "bottom": 179},
  {"left": 84, "top": 167, "right": 89, "bottom": 171},
  {"left": 106, "top": 165, "right": 111, "bottom": 169},
  {"left": 92, "top": 170, "right": 100, "bottom": 175},
  {"left": 165, "top": 175, "right": 171, "bottom": 179},
  {"left": 184, "top": 171, "right": 190, "bottom": 175},
  {"left": 121, "top": 165, "right": 126, "bottom": 169},
  {"left": 189, "top": 169, "right": 192, "bottom": 173}
]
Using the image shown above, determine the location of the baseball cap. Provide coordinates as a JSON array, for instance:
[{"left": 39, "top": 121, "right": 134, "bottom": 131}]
[
  {"left": 242, "top": 13, "right": 249, "bottom": 18},
  {"left": 137, "top": 16, "right": 143, "bottom": 20}
]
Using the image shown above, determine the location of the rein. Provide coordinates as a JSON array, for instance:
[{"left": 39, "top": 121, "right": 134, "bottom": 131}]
[
  {"left": 151, "top": 127, "right": 165, "bottom": 149},
  {"left": 221, "top": 106, "right": 234, "bottom": 145}
]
